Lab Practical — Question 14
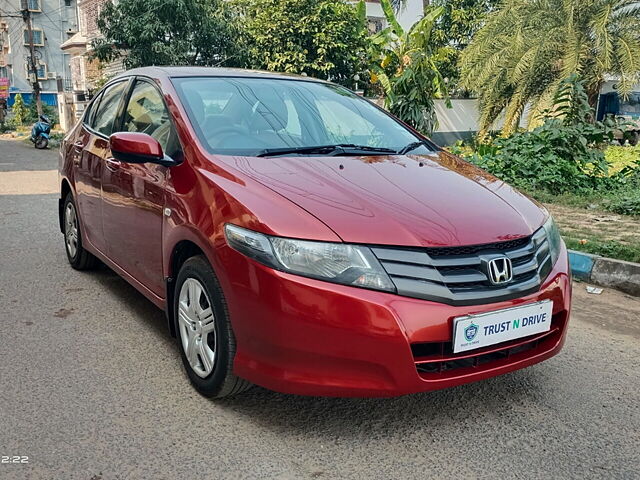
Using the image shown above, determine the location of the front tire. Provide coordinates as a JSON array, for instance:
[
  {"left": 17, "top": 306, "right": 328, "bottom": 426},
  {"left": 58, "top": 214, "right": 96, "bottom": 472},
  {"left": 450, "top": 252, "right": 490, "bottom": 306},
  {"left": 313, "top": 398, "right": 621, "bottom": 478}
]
[
  {"left": 174, "top": 255, "right": 251, "bottom": 398},
  {"left": 63, "top": 193, "right": 98, "bottom": 270}
]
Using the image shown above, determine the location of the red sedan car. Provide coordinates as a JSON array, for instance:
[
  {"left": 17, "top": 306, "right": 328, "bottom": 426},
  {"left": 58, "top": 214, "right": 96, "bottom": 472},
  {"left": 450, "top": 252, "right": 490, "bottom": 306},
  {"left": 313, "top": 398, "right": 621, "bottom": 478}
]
[{"left": 59, "top": 67, "right": 571, "bottom": 398}]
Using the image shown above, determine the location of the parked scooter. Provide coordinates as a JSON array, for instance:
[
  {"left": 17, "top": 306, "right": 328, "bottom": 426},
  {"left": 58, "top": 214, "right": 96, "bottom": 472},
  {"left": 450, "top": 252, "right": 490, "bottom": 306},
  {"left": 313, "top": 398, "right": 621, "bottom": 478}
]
[{"left": 30, "top": 115, "right": 51, "bottom": 149}]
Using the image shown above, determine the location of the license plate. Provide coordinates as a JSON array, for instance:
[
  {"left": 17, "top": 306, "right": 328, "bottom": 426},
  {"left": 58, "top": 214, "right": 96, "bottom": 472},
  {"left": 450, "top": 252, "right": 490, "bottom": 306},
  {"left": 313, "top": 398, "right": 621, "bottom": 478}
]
[{"left": 452, "top": 300, "right": 553, "bottom": 354}]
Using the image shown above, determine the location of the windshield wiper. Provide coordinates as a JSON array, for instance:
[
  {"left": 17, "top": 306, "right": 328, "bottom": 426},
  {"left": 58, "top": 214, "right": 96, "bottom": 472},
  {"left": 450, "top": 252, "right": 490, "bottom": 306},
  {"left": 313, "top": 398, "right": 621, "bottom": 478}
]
[
  {"left": 397, "top": 140, "right": 430, "bottom": 155},
  {"left": 256, "top": 144, "right": 397, "bottom": 158}
]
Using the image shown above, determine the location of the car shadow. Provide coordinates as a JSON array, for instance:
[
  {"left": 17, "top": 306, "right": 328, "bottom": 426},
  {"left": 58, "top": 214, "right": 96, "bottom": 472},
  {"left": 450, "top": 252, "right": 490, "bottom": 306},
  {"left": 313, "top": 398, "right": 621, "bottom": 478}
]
[
  {"left": 86, "top": 259, "right": 552, "bottom": 434},
  {"left": 214, "top": 365, "right": 550, "bottom": 437},
  {"left": 89, "top": 262, "right": 174, "bottom": 350}
]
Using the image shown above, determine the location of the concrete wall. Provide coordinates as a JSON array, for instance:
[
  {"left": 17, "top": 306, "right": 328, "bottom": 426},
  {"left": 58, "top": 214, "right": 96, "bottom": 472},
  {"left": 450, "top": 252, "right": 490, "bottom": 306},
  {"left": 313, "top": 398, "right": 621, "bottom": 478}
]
[
  {"left": 432, "top": 99, "right": 479, "bottom": 145},
  {"left": 3, "top": 0, "right": 78, "bottom": 103}
]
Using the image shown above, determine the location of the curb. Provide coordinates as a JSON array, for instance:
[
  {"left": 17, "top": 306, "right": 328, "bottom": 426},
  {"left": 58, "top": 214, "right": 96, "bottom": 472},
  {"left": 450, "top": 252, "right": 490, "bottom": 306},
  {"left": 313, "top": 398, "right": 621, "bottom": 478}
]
[{"left": 568, "top": 250, "right": 640, "bottom": 297}]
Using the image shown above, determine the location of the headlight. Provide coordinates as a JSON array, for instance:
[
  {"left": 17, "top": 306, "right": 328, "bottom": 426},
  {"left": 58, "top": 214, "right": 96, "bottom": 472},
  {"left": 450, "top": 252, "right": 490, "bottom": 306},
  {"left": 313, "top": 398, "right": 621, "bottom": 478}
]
[
  {"left": 542, "top": 215, "right": 562, "bottom": 266},
  {"left": 225, "top": 224, "right": 395, "bottom": 293}
]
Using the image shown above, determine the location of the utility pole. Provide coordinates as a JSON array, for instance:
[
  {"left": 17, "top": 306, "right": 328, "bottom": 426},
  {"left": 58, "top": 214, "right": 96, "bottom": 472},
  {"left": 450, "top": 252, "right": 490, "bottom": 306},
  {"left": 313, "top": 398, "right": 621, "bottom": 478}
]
[{"left": 20, "top": 0, "right": 43, "bottom": 116}]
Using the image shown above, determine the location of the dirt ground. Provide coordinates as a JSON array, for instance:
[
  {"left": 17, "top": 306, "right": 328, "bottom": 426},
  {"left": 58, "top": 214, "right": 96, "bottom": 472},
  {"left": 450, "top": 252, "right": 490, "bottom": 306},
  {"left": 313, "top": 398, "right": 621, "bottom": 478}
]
[{"left": 546, "top": 203, "right": 640, "bottom": 246}]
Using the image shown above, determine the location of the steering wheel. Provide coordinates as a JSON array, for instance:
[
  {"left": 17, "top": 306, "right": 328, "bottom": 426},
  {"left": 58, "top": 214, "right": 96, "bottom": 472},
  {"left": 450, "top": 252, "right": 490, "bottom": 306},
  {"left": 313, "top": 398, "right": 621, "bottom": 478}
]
[
  {"left": 206, "top": 125, "right": 270, "bottom": 149},
  {"left": 206, "top": 126, "right": 249, "bottom": 148}
]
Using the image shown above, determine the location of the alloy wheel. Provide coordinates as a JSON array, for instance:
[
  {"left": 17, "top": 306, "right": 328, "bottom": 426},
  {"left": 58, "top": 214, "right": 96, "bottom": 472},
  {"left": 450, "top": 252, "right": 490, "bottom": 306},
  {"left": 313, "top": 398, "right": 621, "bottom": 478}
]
[
  {"left": 64, "top": 203, "right": 79, "bottom": 258},
  {"left": 178, "top": 278, "right": 217, "bottom": 378}
]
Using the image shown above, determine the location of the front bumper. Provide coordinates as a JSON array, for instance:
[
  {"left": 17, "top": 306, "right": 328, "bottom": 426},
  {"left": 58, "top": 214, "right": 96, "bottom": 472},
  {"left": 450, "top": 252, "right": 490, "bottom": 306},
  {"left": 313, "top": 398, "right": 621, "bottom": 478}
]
[{"left": 219, "top": 243, "right": 572, "bottom": 397}]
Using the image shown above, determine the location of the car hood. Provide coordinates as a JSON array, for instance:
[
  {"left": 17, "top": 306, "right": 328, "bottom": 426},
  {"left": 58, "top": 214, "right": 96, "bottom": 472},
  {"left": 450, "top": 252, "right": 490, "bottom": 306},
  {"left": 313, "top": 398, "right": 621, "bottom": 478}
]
[{"left": 215, "top": 151, "right": 547, "bottom": 247}]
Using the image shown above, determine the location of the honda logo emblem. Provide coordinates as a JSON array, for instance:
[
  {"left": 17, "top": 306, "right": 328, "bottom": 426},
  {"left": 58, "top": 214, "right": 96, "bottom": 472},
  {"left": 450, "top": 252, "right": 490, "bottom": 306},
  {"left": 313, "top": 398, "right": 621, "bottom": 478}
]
[{"left": 487, "top": 257, "right": 513, "bottom": 285}]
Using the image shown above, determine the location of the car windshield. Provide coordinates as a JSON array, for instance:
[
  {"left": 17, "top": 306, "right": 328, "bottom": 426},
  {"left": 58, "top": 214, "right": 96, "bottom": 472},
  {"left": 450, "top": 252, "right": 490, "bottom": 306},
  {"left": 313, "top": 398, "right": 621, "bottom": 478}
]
[{"left": 172, "top": 76, "right": 433, "bottom": 156}]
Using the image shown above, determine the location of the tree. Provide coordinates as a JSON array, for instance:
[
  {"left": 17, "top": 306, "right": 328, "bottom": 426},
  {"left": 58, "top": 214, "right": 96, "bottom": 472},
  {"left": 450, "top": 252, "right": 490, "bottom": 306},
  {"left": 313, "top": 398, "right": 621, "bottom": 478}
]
[
  {"left": 92, "top": 0, "right": 240, "bottom": 68},
  {"left": 232, "top": 0, "right": 368, "bottom": 86},
  {"left": 28, "top": 101, "right": 58, "bottom": 126},
  {"left": 460, "top": 0, "right": 640, "bottom": 135},
  {"left": 369, "top": 0, "right": 449, "bottom": 134},
  {"left": 429, "top": 0, "right": 499, "bottom": 94},
  {"left": 11, "top": 94, "right": 28, "bottom": 125}
]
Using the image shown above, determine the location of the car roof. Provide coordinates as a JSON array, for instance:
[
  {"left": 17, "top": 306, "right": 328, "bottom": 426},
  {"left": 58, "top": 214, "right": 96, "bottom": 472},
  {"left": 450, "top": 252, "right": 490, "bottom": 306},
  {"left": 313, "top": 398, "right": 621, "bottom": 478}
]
[{"left": 116, "top": 66, "right": 329, "bottom": 84}]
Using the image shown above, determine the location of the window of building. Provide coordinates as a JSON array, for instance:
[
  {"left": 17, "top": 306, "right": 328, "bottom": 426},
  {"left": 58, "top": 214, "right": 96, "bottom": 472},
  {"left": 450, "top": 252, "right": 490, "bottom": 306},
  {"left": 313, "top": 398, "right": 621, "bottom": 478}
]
[
  {"left": 65, "top": 0, "right": 72, "bottom": 6},
  {"left": 25, "top": 62, "right": 46, "bottom": 80},
  {"left": 23, "top": 28, "right": 44, "bottom": 46},
  {"left": 0, "top": 66, "right": 8, "bottom": 78},
  {"left": 1, "top": 23, "right": 10, "bottom": 55},
  {"left": 27, "top": 0, "right": 41, "bottom": 12},
  {"left": 36, "top": 63, "right": 46, "bottom": 79},
  {"left": 367, "top": 17, "right": 385, "bottom": 34}
]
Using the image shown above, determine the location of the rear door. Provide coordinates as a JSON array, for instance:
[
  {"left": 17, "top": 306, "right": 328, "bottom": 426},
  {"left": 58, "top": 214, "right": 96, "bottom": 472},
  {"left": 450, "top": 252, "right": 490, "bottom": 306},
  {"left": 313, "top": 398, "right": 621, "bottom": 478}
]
[
  {"left": 72, "top": 80, "right": 129, "bottom": 254},
  {"left": 101, "top": 77, "right": 182, "bottom": 297}
]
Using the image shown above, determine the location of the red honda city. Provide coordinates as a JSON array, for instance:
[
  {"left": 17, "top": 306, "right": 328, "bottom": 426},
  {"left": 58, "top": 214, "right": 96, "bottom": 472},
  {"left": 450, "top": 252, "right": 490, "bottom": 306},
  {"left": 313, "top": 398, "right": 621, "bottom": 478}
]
[{"left": 58, "top": 67, "right": 571, "bottom": 398}]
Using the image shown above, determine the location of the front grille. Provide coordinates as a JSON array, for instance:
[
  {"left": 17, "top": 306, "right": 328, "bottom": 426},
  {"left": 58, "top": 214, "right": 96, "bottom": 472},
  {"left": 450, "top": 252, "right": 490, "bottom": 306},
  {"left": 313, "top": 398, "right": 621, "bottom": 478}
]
[
  {"left": 424, "top": 237, "right": 531, "bottom": 257},
  {"left": 371, "top": 228, "right": 552, "bottom": 306},
  {"left": 412, "top": 312, "right": 565, "bottom": 378}
]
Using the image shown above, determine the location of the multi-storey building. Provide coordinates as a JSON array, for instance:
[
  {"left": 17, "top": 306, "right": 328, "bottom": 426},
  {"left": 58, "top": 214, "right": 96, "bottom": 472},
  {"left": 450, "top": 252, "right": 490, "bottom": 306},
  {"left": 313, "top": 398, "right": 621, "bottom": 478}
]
[
  {"left": 61, "top": 0, "right": 124, "bottom": 118},
  {"left": 0, "top": 20, "right": 9, "bottom": 88},
  {"left": 0, "top": 0, "right": 78, "bottom": 107}
]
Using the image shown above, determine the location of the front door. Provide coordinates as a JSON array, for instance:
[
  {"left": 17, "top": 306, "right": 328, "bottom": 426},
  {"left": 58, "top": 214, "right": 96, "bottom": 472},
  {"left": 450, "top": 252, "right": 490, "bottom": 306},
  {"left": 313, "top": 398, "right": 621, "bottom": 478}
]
[
  {"left": 101, "top": 78, "right": 182, "bottom": 297},
  {"left": 74, "top": 80, "right": 129, "bottom": 254}
]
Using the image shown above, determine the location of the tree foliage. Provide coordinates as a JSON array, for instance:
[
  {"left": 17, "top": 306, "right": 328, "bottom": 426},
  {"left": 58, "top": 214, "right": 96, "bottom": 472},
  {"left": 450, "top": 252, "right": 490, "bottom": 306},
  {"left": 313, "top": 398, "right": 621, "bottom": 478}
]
[
  {"left": 369, "top": 0, "right": 448, "bottom": 134},
  {"left": 460, "top": 0, "right": 640, "bottom": 135},
  {"left": 429, "top": 0, "right": 499, "bottom": 93},
  {"left": 11, "top": 94, "right": 28, "bottom": 125},
  {"left": 456, "top": 76, "right": 617, "bottom": 194},
  {"left": 232, "top": 0, "right": 368, "bottom": 85},
  {"left": 27, "top": 102, "right": 58, "bottom": 126},
  {"left": 92, "top": 0, "right": 240, "bottom": 68}
]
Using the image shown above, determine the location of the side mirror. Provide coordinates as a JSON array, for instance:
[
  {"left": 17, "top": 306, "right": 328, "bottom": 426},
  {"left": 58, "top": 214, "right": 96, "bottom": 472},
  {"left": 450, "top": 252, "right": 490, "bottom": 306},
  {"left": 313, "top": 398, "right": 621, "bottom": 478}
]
[{"left": 109, "top": 132, "right": 177, "bottom": 167}]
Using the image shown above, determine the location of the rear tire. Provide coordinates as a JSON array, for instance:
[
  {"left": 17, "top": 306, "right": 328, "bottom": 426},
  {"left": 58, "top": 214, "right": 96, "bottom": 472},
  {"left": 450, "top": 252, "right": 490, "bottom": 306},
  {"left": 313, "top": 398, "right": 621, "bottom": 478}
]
[
  {"left": 63, "top": 192, "right": 99, "bottom": 270},
  {"left": 35, "top": 136, "right": 48, "bottom": 149},
  {"left": 174, "top": 255, "right": 252, "bottom": 398}
]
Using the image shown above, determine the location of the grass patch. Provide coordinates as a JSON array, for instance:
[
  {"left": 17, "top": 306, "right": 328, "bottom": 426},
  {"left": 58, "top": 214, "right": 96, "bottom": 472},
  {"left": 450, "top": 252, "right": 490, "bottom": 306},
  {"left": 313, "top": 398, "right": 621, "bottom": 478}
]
[
  {"left": 531, "top": 191, "right": 609, "bottom": 210},
  {"left": 564, "top": 236, "right": 640, "bottom": 263},
  {"left": 545, "top": 203, "right": 640, "bottom": 263}
]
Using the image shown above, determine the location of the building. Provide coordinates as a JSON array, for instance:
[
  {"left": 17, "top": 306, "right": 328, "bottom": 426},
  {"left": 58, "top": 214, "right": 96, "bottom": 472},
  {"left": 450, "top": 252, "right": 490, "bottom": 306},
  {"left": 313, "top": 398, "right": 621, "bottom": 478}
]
[
  {"left": 0, "top": 0, "right": 78, "bottom": 108},
  {"left": 364, "top": 0, "right": 426, "bottom": 33},
  {"left": 60, "top": 0, "right": 124, "bottom": 121}
]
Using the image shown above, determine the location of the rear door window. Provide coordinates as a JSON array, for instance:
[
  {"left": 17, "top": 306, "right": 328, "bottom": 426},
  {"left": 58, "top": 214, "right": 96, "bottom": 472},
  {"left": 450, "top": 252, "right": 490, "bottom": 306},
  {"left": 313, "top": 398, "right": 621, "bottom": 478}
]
[
  {"left": 83, "top": 92, "right": 103, "bottom": 127},
  {"left": 92, "top": 81, "right": 128, "bottom": 136}
]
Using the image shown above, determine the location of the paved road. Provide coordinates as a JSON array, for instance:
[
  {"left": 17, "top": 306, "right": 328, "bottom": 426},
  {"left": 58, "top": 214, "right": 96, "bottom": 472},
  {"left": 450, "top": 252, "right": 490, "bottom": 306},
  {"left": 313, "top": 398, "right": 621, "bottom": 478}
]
[
  {"left": 1, "top": 138, "right": 639, "bottom": 479},
  {"left": 0, "top": 135, "right": 59, "bottom": 171}
]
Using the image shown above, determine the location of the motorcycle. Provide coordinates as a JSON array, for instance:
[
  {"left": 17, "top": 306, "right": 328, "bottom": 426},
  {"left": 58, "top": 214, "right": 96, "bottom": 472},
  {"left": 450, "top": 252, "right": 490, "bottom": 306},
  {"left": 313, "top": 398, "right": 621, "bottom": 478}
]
[{"left": 30, "top": 115, "right": 51, "bottom": 149}]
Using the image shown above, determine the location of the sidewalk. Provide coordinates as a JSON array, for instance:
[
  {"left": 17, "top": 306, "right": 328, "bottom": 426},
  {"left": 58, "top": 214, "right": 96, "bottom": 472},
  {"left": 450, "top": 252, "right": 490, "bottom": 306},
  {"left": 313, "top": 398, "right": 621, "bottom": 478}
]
[{"left": 569, "top": 250, "right": 640, "bottom": 297}]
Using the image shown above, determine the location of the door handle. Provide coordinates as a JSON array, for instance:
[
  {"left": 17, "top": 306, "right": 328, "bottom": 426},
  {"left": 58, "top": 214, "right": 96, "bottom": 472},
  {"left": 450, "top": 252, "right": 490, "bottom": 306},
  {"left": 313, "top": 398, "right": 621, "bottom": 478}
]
[
  {"left": 72, "top": 142, "right": 85, "bottom": 165},
  {"left": 105, "top": 158, "right": 121, "bottom": 172}
]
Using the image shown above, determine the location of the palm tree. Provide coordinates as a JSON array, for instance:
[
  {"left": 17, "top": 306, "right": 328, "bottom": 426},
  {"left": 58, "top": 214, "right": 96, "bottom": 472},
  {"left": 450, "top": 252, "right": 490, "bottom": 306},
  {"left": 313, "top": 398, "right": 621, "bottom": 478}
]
[{"left": 460, "top": 0, "right": 640, "bottom": 135}]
